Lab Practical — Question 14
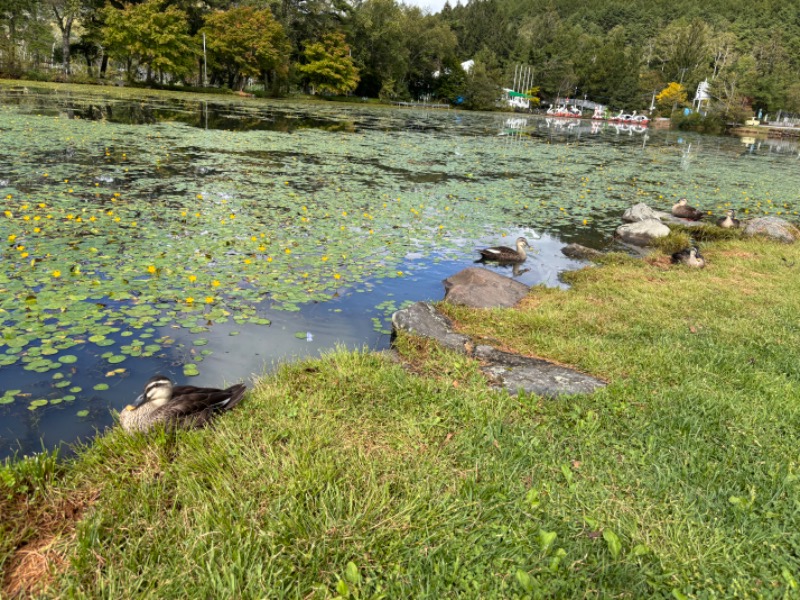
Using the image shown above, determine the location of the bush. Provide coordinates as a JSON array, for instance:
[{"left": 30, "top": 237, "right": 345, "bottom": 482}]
[
  {"left": 671, "top": 110, "right": 726, "bottom": 134},
  {"left": 652, "top": 230, "right": 692, "bottom": 255}
]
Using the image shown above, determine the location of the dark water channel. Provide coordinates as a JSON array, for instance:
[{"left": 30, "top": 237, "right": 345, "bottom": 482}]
[{"left": 2, "top": 84, "right": 799, "bottom": 461}]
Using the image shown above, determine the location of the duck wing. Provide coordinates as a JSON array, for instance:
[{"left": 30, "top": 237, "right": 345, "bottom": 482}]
[
  {"left": 673, "top": 206, "right": 704, "bottom": 220},
  {"left": 478, "top": 245, "right": 516, "bottom": 259},
  {"left": 157, "top": 384, "right": 247, "bottom": 428},
  {"left": 670, "top": 249, "right": 690, "bottom": 264}
]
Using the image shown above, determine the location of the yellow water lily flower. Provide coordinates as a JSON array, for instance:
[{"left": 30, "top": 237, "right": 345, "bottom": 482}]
[{"left": 52, "top": 270, "right": 61, "bottom": 278}]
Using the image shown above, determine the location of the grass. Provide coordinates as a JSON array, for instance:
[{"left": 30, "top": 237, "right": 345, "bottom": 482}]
[{"left": 2, "top": 237, "right": 800, "bottom": 598}]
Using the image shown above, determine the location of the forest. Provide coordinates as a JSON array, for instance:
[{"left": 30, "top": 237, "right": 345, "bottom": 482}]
[{"left": 2, "top": 0, "right": 800, "bottom": 116}]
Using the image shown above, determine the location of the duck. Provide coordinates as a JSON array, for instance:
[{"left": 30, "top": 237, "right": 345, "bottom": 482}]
[
  {"left": 716, "top": 209, "right": 741, "bottom": 229},
  {"left": 671, "top": 198, "right": 705, "bottom": 220},
  {"left": 478, "top": 237, "right": 530, "bottom": 262},
  {"left": 119, "top": 375, "right": 247, "bottom": 433},
  {"left": 671, "top": 246, "right": 706, "bottom": 268}
]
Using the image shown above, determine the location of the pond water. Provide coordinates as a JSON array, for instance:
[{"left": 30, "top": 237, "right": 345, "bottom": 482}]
[{"left": 1, "top": 83, "right": 799, "bottom": 460}]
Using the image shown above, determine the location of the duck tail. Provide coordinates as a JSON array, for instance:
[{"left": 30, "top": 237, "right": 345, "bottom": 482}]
[{"left": 223, "top": 384, "right": 247, "bottom": 411}]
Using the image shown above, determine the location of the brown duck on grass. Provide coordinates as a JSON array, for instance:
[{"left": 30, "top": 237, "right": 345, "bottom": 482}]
[
  {"left": 716, "top": 209, "right": 741, "bottom": 229},
  {"left": 672, "top": 198, "right": 705, "bottom": 220},
  {"left": 671, "top": 246, "right": 706, "bottom": 268},
  {"left": 119, "top": 375, "right": 247, "bottom": 433},
  {"left": 478, "top": 237, "right": 530, "bottom": 262}
]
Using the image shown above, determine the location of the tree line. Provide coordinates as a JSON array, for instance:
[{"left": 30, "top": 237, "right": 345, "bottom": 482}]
[{"left": 2, "top": 0, "right": 799, "bottom": 116}]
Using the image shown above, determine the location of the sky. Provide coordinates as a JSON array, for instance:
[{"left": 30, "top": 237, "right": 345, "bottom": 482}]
[{"left": 402, "top": 0, "right": 450, "bottom": 14}]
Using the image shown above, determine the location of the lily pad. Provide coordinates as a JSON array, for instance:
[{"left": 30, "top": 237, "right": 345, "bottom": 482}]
[
  {"left": 93, "top": 383, "right": 110, "bottom": 391},
  {"left": 183, "top": 363, "right": 200, "bottom": 377}
]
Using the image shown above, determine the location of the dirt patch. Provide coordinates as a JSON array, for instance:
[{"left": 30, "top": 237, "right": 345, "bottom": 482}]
[
  {"left": 645, "top": 255, "right": 672, "bottom": 270},
  {"left": 2, "top": 490, "right": 99, "bottom": 598},
  {"left": 717, "top": 250, "right": 757, "bottom": 259}
]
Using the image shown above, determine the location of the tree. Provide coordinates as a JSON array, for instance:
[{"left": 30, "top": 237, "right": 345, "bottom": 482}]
[
  {"left": 47, "top": 0, "right": 83, "bottom": 75},
  {"left": 298, "top": 31, "right": 359, "bottom": 95},
  {"left": 0, "top": 0, "right": 52, "bottom": 74},
  {"left": 201, "top": 7, "right": 290, "bottom": 91},
  {"left": 103, "top": 0, "right": 196, "bottom": 82},
  {"left": 578, "top": 28, "right": 641, "bottom": 108},
  {"left": 655, "top": 82, "right": 687, "bottom": 111},
  {"left": 350, "top": 0, "right": 407, "bottom": 98},
  {"left": 463, "top": 48, "right": 502, "bottom": 110},
  {"left": 654, "top": 18, "right": 710, "bottom": 92},
  {"left": 402, "top": 8, "right": 458, "bottom": 99}
]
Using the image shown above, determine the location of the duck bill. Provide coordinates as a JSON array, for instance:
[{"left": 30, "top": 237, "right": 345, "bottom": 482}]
[{"left": 131, "top": 392, "right": 146, "bottom": 408}]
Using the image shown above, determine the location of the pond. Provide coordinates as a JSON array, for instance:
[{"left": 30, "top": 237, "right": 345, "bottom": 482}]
[{"left": 2, "top": 82, "right": 799, "bottom": 460}]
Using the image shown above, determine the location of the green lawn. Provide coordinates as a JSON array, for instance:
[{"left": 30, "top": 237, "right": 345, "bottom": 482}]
[{"left": 2, "top": 237, "right": 800, "bottom": 598}]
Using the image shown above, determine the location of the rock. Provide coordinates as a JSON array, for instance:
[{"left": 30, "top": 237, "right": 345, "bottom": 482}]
[
  {"left": 561, "top": 244, "right": 603, "bottom": 261},
  {"left": 658, "top": 213, "right": 708, "bottom": 227},
  {"left": 474, "top": 346, "right": 606, "bottom": 398},
  {"left": 442, "top": 267, "right": 529, "bottom": 308},
  {"left": 622, "top": 203, "right": 662, "bottom": 222},
  {"left": 391, "top": 302, "right": 606, "bottom": 398},
  {"left": 743, "top": 217, "right": 800, "bottom": 244},
  {"left": 391, "top": 302, "right": 470, "bottom": 353},
  {"left": 615, "top": 219, "right": 670, "bottom": 246}
]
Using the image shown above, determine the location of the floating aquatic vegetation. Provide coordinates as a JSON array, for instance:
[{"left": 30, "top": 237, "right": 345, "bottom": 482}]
[{"left": 1, "top": 82, "right": 800, "bottom": 457}]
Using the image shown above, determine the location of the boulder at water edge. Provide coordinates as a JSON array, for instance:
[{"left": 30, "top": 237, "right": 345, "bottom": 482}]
[
  {"left": 622, "top": 202, "right": 663, "bottom": 223},
  {"left": 614, "top": 219, "right": 671, "bottom": 246},
  {"left": 442, "top": 267, "right": 529, "bottom": 308},
  {"left": 743, "top": 217, "right": 800, "bottom": 244}
]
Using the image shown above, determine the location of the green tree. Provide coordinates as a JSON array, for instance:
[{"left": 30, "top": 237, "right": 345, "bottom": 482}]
[
  {"left": 0, "top": 0, "right": 52, "bottom": 74},
  {"left": 298, "top": 32, "right": 359, "bottom": 95},
  {"left": 463, "top": 48, "right": 502, "bottom": 110},
  {"left": 578, "top": 28, "right": 641, "bottom": 107},
  {"left": 47, "top": 0, "right": 84, "bottom": 75},
  {"left": 403, "top": 8, "right": 458, "bottom": 99},
  {"left": 201, "top": 7, "right": 290, "bottom": 91},
  {"left": 103, "top": 0, "right": 195, "bottom": 82},
  {"left": 654, "top": 18, "right": 710, "bottom": 92},
  {"left": 350, "top": 0, "right": 407, "bottom": 98}
]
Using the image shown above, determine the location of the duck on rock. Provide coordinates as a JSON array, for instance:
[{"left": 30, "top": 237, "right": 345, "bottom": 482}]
[
  {"left": 478, "top": 237, "right": 530, "bottom": 262},
  {"left": 716, "top": 209, "right": 741, "bottom": 229},
  {"left": 671, "top": 246, "right": 706, "bottom": 268},
  {"left": 119, "top": 375, "right": 247, "bottom": 433},
  {"left": 672, "top": 198, "right": 704, "bottom": 220}
]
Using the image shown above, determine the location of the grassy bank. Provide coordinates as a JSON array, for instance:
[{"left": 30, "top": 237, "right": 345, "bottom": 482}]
[{"left": 2, "top": 237, "right": 800, "bottom": 598}]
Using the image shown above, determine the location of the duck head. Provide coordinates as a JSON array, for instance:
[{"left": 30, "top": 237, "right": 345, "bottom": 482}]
[
  {"left": 516, "top": 237, "right": 530, "bottom": 250},
  {"left": 126, "top": 375, "right": 173, "bottom": 412}
]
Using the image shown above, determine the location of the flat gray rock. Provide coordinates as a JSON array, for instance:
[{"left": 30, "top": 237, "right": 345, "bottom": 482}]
[
  {"left": 392, "top": 302, "right": 605, "bottom": 398},
  {"left": 561, "top": 244, "right": 603, "bottom": 261},
  {"left": 615, "top": 219, "right": 670, "bottom": 246},
  {"left": 442, "top": 267, "right": 529, "bottom": 308},
  {"left": 391, "top": 302, "right": 470, "bottom": 352},
  {"left": 743, "top": 216, "right": 799, "bottom": 244},
  {"left": 622, "top": 203, "right": 662, "bottom": 222},
  {"left": 474, "top": 345, "right": 606, "bottom": 398}
]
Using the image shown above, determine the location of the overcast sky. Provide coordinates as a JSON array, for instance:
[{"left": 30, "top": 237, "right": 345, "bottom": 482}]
[{"left": 402, "top": 0, "right": 450, "bottom": 14}]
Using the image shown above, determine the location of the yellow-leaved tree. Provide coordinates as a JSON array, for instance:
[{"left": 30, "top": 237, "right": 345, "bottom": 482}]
[{"left": 656, "top": 82, "right": 688, "bottom": 110}]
